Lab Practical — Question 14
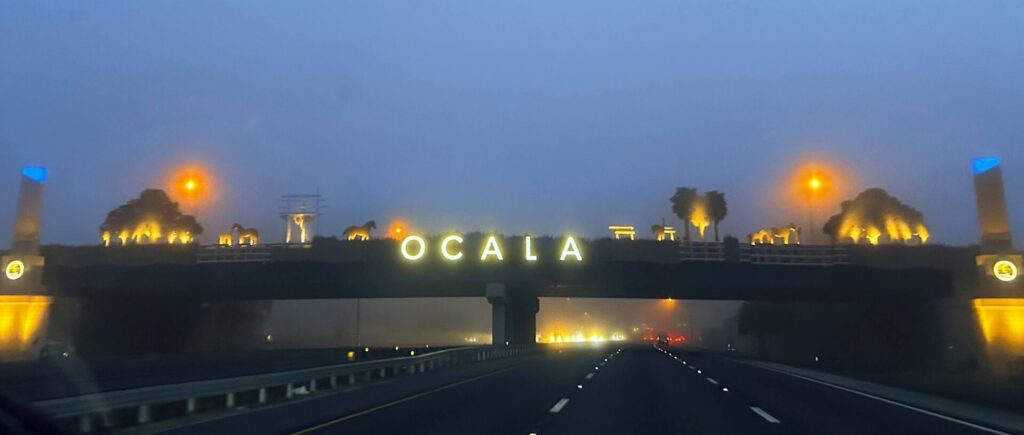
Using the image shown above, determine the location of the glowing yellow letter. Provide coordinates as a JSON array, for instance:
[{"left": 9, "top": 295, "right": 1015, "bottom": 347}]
[
  {"left": 524, "top": 236, "right": 538, "bottom": 261},
  {"left": 480, "top": 235, "right": 504, "bottom": 261},
  {"left": 560, "top": 236, "right": 582, "bottom": 262},
  {"left": 401, "top": 235, "right": 427, "bottom": 261},
  {"left": 441, "top": 235, "right": 464, "bottom": 261}
]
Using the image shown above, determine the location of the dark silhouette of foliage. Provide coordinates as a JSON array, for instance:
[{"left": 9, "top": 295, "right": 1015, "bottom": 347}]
[
  {"left": 706, "top": 190, "right": 728, "bottom": 242},
  {"left": 670, "top": 187, "right": 699, "bottom": 241},
  {"left": 100, "top": 189, "right": 203, "bottom": 236},
  {"left": 822, "top": 188, "right": 926, "bottom": 244}
]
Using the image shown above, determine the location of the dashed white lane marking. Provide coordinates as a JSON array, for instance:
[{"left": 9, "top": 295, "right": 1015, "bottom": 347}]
[
  {"left": 707, "top": 378, "right": 719, "bottom": 385},
  {"left": 550, "top": 398, "right": 571, "bottom": 413},
  {"left": 753, "top": 365, "right": 1011, "bottom": 435},
  {"left": 750, "top": 406, "right": 781, "bottom": 423},
  {"left": 585, "top": 373, "right": 595, "bottom": 379}
]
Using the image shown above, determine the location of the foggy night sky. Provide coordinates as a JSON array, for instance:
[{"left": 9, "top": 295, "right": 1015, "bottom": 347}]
[{"left": 2, "top": 1, "right": 1023, "bottom": 247}]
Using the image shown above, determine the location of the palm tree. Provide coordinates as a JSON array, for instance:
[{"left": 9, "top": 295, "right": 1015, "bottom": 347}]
[
  {"left": 670, "top": 187, "right": 698, "bottom": 241},
  {"left": 706, "top": 190, "right": 727, "bottom": 242}
]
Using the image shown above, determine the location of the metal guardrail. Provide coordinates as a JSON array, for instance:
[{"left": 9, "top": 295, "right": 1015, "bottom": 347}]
[{"left": 32, "top": 345, "right": 535, "bottom": 433}]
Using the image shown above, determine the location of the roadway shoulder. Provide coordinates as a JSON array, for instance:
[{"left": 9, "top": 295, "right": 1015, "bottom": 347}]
[{"left": 734, "top": 359, "right": 1024, "bottom": 434}]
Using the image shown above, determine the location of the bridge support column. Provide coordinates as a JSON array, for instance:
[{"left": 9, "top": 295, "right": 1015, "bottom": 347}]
[{"left": 486, "top": 283, "right": 538, "bottom": 346}]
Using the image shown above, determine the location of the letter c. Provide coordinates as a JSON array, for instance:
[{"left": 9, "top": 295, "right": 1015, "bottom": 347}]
[{"left": 441, "top": 235, "right": 464, "bottom": 260}]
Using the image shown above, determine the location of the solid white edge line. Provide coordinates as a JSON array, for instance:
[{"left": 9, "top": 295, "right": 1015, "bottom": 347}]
[
  {"left": 754, "top": 365, "right": 1011, "bottom": 435},
  {"left": 750, "top": 406, "right": 781, "bottom": 423},
  {"left": 549, "top": 398, "right": 571, "bottom": 413}
]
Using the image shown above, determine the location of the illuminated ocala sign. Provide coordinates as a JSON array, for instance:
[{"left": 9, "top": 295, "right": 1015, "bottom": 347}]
[{"left": 400, "top": 235, "right": 583, "bottom": 262}]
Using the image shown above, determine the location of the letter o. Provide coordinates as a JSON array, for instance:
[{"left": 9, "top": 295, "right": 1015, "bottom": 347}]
[{"left": 401, "top": 236, "right": 427, "bottom": 261}]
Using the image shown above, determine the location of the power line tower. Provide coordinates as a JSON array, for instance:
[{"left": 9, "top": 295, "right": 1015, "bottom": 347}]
[{"left": 279, "top": 190, "right": 326, "bottom": 245}]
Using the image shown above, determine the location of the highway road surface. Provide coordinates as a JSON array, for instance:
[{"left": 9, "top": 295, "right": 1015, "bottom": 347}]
[{"left": 162, "top": 345, "right": 1017, "bottom": 435}]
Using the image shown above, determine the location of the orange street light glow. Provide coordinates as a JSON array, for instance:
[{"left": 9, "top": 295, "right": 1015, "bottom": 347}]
[
  {"left": 169, "top": 164, "right": 214, "bottom": 204},
  {"left": 781, "top": 159, "right": 854, "bottom": 211},
  {"left": 809, "top": 177, "right": 822, "bottom": 190},
  {"left": 386, "top": 220, "right": 410, "bottom": 239},
  {"left": 799, "top": 170, "right": 831, "bottom": 198}
]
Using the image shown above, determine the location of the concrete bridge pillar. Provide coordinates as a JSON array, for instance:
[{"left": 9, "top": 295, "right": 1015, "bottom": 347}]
[{"left": 486, "top": 283, "right": 538, "bottom": 346}]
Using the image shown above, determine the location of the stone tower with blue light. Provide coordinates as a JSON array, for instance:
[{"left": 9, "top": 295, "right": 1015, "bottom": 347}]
[
  {"left": 0, "top": 167, "right": 51, "bottom": 362},
  {"left": 2, "top": 166, "right": 48, "bottom": 293},
  {"left": 972, "top": 157, "right": 1021, "bottom": 290}
]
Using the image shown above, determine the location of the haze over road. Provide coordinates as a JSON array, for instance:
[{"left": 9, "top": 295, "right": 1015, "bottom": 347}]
[{"left": 167, "top": 345, "right": 1014, "bottom": 435}]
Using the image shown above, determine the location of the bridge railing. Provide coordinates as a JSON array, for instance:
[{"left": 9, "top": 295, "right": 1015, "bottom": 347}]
[{"left": 32, "top": 345, "right": 536, "bottom": 433}]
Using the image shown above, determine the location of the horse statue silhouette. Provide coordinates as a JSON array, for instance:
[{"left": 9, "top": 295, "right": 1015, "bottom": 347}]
[
  {"left": 771, "top": 223, "right": 801, "bottom": 244},
  {"left": 233, "top": 223, "right": 260, "bottom": 246},
  {"left": 748, "top": 223, "right": 801, "bottom": 245},
  {"left": 219, "top": 223, "right": 260, "bottom": 246},
  {"left": 343, "top": 220, "right": 376, "bottom": 241},
  {"left": 748, "top": 229, "right": 772, "bottom": 245}
]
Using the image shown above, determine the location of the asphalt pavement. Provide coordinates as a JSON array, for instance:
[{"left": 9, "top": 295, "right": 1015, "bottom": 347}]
[{"left": 161, "top": 345, "right": 1017, "bottom": 435}]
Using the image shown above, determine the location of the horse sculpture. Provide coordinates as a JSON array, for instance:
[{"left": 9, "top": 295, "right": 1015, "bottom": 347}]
[
  {"left": 233, "top": 223, "right": 260, "bottom": 246},
  {"left": 748, "top": 229, "right": 772, "bottom": 245},
  {"left": 770, "top": 223, "right": 801, "bottom": 245},
  {"left": 343, "top": 220, "right": 376, "bottom": 241},
  {"left": 748, "top": 223, "right": 800, "bottom": 245},
  {"left": 219, "top": 223, "right": 260, "bottom": 246}
]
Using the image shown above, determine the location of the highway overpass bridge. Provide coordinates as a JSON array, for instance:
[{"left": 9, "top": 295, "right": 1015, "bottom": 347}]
[
  {"left": 0, "top": 165, "right": 1016, "bottom": 348},
  {"left": 43, "top": 258, "right": 951, "bottom": 302},
  {"left": 37, "top": 255, "right": 952, "bottom": 345}
]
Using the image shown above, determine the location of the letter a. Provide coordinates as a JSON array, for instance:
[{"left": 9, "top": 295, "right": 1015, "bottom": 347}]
[
  {"left": 559, "top": 236, "right": 582, "bottom": 262},
  {"left": 480, "top": 235, "right": 504, "bottom": 261}
]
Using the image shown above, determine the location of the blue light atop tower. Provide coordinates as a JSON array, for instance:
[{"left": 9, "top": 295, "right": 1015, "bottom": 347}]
[
  {"left": 972, "top": 157, "right": 1000, "bottom": 174},
  {"left": 22, "top": 166, "right": 47, "bottom": 183}
]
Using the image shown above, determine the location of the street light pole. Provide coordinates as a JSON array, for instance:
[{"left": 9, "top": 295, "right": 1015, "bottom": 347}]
[
  {"left": 807, "top": 176, "right": 822, "bottom": 245},
  {"left": 808, "top": 194, "right": 815, "bottom": 245}
]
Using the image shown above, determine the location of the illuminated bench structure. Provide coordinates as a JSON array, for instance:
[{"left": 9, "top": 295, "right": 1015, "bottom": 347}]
[{"left": 608, "top": 225, "right": 636, "bottom": 240}]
